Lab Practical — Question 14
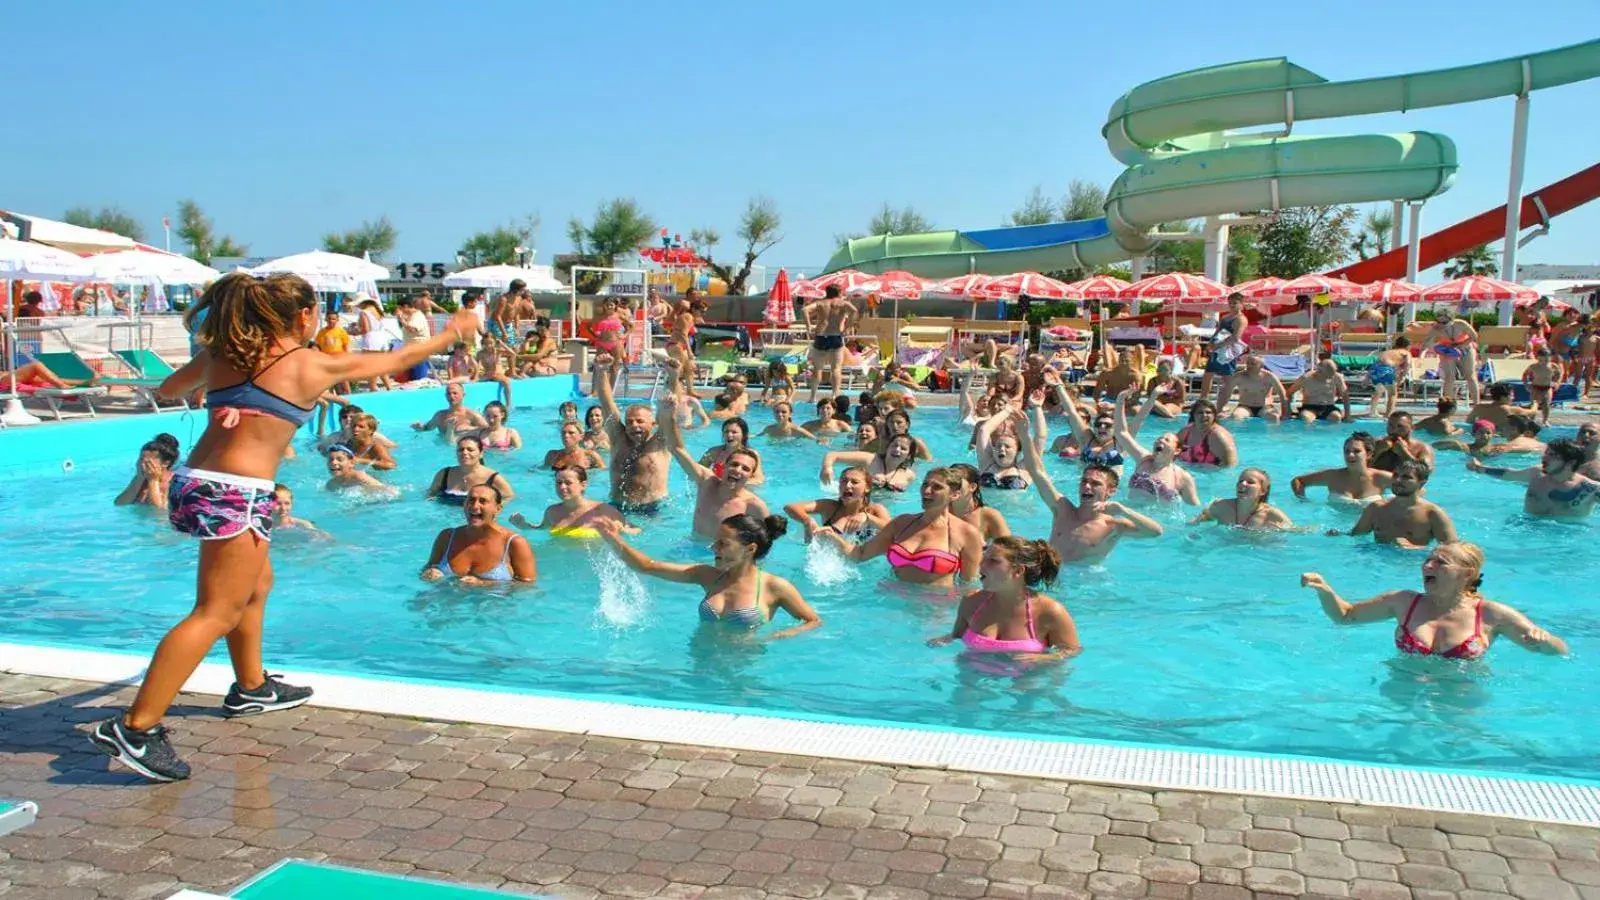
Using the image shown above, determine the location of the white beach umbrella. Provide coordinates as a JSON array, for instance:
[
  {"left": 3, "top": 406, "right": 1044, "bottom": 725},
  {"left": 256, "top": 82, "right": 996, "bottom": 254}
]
[
  {"left": 87, "top": 250, "right": 220, "bottom": 285},
  {"left": 442, "top": 264, "right": 560, "bottom": 291},
  {"left": 249, "top": 250, "right": 389, "bottom": 291},
  {"left": 0, "top": 238, "right": 97, "bottom": 282}
]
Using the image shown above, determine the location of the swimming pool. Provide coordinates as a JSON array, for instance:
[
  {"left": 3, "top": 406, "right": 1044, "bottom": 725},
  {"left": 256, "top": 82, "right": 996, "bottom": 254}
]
[{"left": 2, "top": 380, "right": 1596, "bottom": 784}]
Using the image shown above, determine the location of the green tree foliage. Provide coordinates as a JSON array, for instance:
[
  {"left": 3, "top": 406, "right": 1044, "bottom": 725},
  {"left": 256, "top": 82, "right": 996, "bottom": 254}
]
[
  {"left": 563, "top": 198, "right": 656, "bottom": 293},
  {"left": 697, "top": 196, "right": 783, "bottom": 296},
  {"left": 1010, "top": 186, "right": 1056, "bottom": 226},
  {"left": 62, "top": 206, "right": 146, "bottom": 242},
  {"left": 322, "top": 215, "right": 398, "bottom": 260},
  {"left": 175, "top": 199, "right": 248, "bottom": 264},
  {"left": 1061, "top": 180, "right": 1107, "bottom": 222},
  {"left": 1443, "top": 244, "right": 1499, "bottom": 278},
  {"left": 1352, "top": 206, "right": 1395, "bottom": 259},
  {"left": 1145, "top": 219, "right": 1260, "bottom": 283},
  {"left": 868, "top": 204, "right": 932, "bottom": 236},
  {"left": 457, "top": 215, "right": 540, "bottom": 268},
  {"left": 1255, "top": 205, "right": 1356, "bottom": 277}
]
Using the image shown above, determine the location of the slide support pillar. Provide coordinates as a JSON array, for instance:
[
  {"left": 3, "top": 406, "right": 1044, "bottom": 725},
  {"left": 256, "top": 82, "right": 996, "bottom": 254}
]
[
  {"left": 1500, "top": 81, "right": 1531, "bottom": 326},
  {"left": 1202, "top": 217, "right": 1229, "bottom": 282},
  {"left": 1130, "top": 255, "right": 1146, "bottom": 281},
  {"left": 1390, "top": 201, "right": 1404, "bottom": 252},
  {"left": 1405, "top": 202, "right": 1424, "bottom": 326}
]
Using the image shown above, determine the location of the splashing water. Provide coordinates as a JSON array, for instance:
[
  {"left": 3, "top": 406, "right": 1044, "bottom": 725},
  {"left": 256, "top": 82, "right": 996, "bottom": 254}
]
[
  {"left": 591, "top": 543, "right": 651, "bottom": 629},
  {"left": 804, "top": 538, "right": 858, "bottom": 588}
]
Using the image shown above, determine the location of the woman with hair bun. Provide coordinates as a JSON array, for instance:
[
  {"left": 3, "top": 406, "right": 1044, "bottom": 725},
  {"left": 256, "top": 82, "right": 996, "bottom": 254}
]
[
  {"left": 594, "top": 514, "right": 821, "bottom": 639},
  {"left": 1300, "top": 542, "right": 1568, "bottom": 658},
  {"left": 928, "top": 536, "right": 1080, "bottom": 660}
]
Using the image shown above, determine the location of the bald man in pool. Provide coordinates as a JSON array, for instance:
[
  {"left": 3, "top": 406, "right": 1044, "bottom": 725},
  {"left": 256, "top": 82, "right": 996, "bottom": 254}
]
[{"left": 594, "top": 352, "right": 671, "bottom": 514}]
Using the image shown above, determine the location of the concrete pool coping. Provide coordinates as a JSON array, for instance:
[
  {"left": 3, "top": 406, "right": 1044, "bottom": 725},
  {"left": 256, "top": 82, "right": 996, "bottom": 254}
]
[{"left": 7, "top": 641, "right": 1599, "bottom": 830}]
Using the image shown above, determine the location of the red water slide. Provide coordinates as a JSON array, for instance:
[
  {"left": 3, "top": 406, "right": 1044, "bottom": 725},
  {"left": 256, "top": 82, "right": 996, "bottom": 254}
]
[{"left": 1325, "top": 162, "right": 1600, "bottom": 282}]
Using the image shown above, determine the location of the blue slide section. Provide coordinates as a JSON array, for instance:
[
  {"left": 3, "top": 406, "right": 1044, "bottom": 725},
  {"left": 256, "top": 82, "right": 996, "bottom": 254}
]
[{"left": 961, "top": 218, "right": 1112, "bottom": 252}]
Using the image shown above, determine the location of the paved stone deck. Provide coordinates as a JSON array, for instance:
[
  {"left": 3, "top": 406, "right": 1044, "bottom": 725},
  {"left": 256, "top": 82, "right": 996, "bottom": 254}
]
[{"left": 2, "top": 673, "right": 1598, "bottom": 900}]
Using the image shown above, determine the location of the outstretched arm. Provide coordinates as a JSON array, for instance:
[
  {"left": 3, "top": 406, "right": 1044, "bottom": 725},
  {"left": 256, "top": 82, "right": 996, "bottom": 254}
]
[
  {"left": 1290, "top": 467, "right": 1335, "bottom": 500},
  {"left": 596, "top": 521, "right": 712, "bottom": 584},
  {"left": 1485, "top": 603, "right": 1569, "bottom": 655},
  {"left": 1014, "top": 409, "right": 1063, "bottom": 507},
  {"left": 764, "top": 576, "right": 822, "bottom": 640},
  {"left": 661, "top": 399, "right": 710, "bottom": 484},
  {"left": 1300, "top": 574, "right": 1402, "bottom": 625},
  {"left": 1113, "top": 390, "right": 1151, "bottom": 461},
  {"left": 1465, "top": 458, "right": 1539, "bottom": 482}
]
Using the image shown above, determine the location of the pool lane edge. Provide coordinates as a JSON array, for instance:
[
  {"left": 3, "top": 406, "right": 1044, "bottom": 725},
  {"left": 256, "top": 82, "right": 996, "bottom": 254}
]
[{"left": 6, "top": 641, "right": 1598, "bottom": 828}]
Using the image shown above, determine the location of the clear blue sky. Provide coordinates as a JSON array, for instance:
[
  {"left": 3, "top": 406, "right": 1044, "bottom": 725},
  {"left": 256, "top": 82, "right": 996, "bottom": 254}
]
[{"left": 6, "top": 1, "right": 1598, "bottom": 280}]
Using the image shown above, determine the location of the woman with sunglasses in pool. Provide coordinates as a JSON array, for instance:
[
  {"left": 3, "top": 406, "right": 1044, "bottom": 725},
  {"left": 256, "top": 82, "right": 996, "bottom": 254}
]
[
  {"left": 1042, "top": 376, "right": 1125, "bottom": 477},
  {"left": 510, "top": 465, "right": 634, "bottom": 538},
  {"left": 1300, "top": 541, "right": 1567, "bottom": 659},
  {"left": 821, "top": 432, "right": 919, "bottom": 493},
  {"left": 815, "top": 468, "right": 984, "bottom": 587},
  {"left": 594, "top": 514, "right": 821, "bottom": 639},
  {"left": 421, "top": 484, "right": 538, "bottom": 586},
  {"left": 1112, "top": 389, "right": 1200, "bottom": 506},
  {"left": 928, "top": 537, "right": 1080, "bottom": 661},
  {"left": 90, "top": 273, "right": 478, "bottom": 783}
]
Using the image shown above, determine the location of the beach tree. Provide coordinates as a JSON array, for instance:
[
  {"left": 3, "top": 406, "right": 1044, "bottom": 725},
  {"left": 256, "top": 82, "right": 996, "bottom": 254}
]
[
  {"left": 1255, "top": 205, "right": 1356, "bottom": 277},
  {"left": 696, "top": 196, "right": 783, "bottom": 296},
  {"left": 457, "top": 215, "right": 540, "bottom": 268},
  {"left": 1010, "top": 186, "right": 1056, "bottom": 226},
  {"left": 1060, "top": 179, "right": 1106, "bottom": 221},
  {"left": 322, "top": 216, "right": 398, "bottom": 260},
  {"left": 62, "top": 206, "right": 146, "bottom": 242},
  {"left": 1444, "top": 244, "right": 1499, "bottom": 278},
  {"left": 1352, "top": 206, "right": 1396, "bottom": 259},
  {"left": 563, "top": 198, "right": 656, "bottom": 293},
  {"left": 175, "top": 199, "right": 248, "bottom": 264}
]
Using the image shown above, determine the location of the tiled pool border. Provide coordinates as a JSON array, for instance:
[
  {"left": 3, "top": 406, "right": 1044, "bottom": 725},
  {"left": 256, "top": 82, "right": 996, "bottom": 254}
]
[{"left": 7, "top": 641, "right": 1599, "bottom": 828}]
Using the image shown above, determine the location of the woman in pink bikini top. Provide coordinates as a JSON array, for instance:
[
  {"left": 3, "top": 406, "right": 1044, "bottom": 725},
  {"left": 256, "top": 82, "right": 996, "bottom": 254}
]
[
  {"left": 928, "top": 537, "right": 1081, "bottom": 659},
  {"left": 1299, "top": 541, "right": 1568, "bottom": 660}
]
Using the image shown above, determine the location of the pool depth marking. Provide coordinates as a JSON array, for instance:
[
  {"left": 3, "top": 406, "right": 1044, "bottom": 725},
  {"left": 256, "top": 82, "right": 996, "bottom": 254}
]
[{"left": 6, "top": 641, "right": 1599, "bottom": 827}]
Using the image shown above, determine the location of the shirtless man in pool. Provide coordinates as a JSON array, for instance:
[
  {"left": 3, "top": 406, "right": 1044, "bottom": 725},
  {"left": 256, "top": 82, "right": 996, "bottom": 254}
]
[
  {"left": 806, "top": 285, "right": 858, "bottom": 403},
  {"left": 1467, "top": 438, "right": 1600, "bottom": 519},
  {"left": 1328, "top": 460, "right": 1457, "bottom": 547},
  {"left": 1015, "top": 414, "right": 1163, "bottom": 562},
  {"left": 1286, "top": 359, "right": 1351, "bottom": 423},
  {"left": 1216, "top": 355, "right": 1289, "bottom": 422},
  {"left": 594, "top": 353, "right": 671, "bottom": 512}
]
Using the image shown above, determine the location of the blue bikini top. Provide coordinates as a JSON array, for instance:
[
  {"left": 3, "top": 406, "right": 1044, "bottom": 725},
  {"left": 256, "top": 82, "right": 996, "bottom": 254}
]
[{"left": 206, "top": 348, "right": 317, "bottom": 426}]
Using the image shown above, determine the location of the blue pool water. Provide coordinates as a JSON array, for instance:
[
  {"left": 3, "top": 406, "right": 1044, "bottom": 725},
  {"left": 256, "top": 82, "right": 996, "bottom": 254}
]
[{"left": 1, "top": 380, "right": 1596, "bottom": 783}]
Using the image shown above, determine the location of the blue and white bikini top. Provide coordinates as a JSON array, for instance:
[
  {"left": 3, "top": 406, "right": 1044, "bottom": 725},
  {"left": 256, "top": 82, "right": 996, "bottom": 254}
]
[
  {"left": 433, "top": 527, "right": 515, "bottom": 582},
  {"left": 206, "top": 348, "right": 317, "bottom": 426}
]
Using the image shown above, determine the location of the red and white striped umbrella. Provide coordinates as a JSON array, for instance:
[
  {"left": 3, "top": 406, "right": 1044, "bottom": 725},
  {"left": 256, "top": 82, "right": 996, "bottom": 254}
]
[
  {"left": 1362, "top": 279, "right": 1425, "bottom": 305},
  {"left": 1516, "top": 295, "right": 1572, "bottom": 312},
  {"left": 1120, "top": 272, "right": 1232, "bottom": 308},
  {"left": 924, "top": 274, "right": 993, "bottom": 298},
  {"left": 975, "top": 271, "right": 1078, "bottom": 301},
  {"left": 849, "top": 269, "right": 924, "bottom": 300},
  {"left": 764, "top": 268, "right": 795, "bottom": 325},
  {"left": 1229, "top": 276, "right": 1285, "bottom": 308},
  {"left": 1068, "top": 275, "right": 1130, "bottom": 299},
  {"left": 793, "top": 268, "right": 873, "bottom": 299},
  {"left": 1418, "top": 276, "right": 1539, "bottom": 304},
  {"left": 1277, "top": 274, "right": 1365, "bottom": 302}
]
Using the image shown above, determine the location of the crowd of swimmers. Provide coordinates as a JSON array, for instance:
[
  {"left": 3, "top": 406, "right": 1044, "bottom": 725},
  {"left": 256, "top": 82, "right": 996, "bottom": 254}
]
[{"left": 89, "top": 274, "right": 1582, "bottom": 784}]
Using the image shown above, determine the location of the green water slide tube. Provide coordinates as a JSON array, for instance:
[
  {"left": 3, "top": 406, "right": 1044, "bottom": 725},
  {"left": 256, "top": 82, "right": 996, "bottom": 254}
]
[{"left": 822, "top": 39, "right": 1600, "bottom": 277}]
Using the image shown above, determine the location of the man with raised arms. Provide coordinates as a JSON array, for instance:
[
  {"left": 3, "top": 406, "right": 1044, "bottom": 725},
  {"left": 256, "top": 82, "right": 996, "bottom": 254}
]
[
  {"left": 1014, "top": 410, "right": 1163, "bottom": 562},
  {"left": 594, "top": 352, "right": 671, "bottom": 513}
]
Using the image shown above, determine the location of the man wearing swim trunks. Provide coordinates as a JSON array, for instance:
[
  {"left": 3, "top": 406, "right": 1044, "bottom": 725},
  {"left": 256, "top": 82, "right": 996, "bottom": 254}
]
[
  {"left": 1329, "top": 460, "right": 1456, "bottom": 547},
  {"left": 806, "top": 285, "right": 857, "bottom": 403},
  {"left": 1468, "top": 439, "right": 1600, "bottom": 519},
  {"left": 595, "top": 352, "right": 671, "bottom": 512},
  {"left": 1217, "top": 355, "right": 1288, "bottom": 422},
  {"left": 1200, "top": 293, "right": 1251, "bottom": 405},
  {"left": 1426, "top": 309, "right": 1481, "bottom": 405},
  {"left": 1286, "top": 359, "right": 1351, "bottom": 423}
]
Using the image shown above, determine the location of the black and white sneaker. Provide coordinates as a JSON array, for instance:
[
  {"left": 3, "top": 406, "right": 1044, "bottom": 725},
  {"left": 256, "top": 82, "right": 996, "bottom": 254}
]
[
  {"left": 89, "top": 717, "right": 192, "bottom": 783},
  {"left": 221, "top": 672, "right": 313, "bottom": 718}
]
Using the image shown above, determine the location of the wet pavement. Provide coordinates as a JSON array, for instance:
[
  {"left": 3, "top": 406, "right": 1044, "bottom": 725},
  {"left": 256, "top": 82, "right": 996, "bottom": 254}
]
[{"left": 2, "top": 673, "right": 1599, "bottom": 899}]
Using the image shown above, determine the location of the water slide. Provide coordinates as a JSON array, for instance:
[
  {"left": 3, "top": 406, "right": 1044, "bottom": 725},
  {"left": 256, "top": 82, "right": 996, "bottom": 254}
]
[
  {"left": 821, "top": 39, "right": 1600, "bottom": 277},
  {"left": 1326, "top": 162, "right": 1600, "bottom": 282}
]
